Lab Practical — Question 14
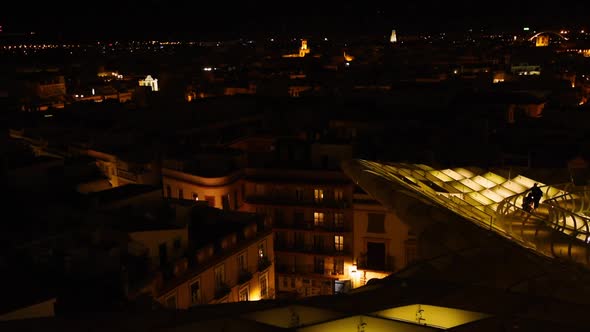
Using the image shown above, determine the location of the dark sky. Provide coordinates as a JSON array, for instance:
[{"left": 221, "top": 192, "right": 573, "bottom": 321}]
[{"left": 1, "top": 1, "right": 587, "bottom": 40}]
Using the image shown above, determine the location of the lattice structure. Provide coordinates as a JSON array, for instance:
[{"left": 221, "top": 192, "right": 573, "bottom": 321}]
[{"left": 346, "top": 160, "right": 590, "bottom": 268}]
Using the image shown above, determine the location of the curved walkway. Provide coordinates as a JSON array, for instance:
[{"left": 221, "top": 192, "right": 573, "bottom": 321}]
[{"left": 343, "top": 159, "right": 590, "bottom": 269}]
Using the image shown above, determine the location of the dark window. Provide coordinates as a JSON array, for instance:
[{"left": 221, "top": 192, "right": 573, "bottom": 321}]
[
  {"left": 294, "top": 211, "right": 305, "bottom": 226},
  {"left": 159, "top": 243, "right": 168, "bottom": 267},
  {"left": 190, "top": 280, "right": 201, "bottom": 304},
  {"left": 295, "top": 188, "right": 304, "bottom": 201},
  {"left": 222, "top": 194, "right": 230, "bottom": 210}
]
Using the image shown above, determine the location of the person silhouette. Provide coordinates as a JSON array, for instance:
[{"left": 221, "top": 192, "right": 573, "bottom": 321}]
[
  {"left": 530, "top": 183, "right": 543, "bottom": 210},
  {"left": 522, "top": 192, "right": 534, "bottom": 212}
]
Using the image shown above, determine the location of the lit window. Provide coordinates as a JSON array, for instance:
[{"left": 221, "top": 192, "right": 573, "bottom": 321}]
[
  {"left": 334, "top": 189, "right": 343, "bottom": 201},
  {"left": 334, "top": 213, "right": 344, "bottom": 228},
  {"left": 314, "top": 189, "right": 324, "bottom": 202},
  {"left": 260, "top": 273, "right": 268, "bottom": 298},
  {"left": 334, "top": 235, "right": 344, "bottom": 251},
  {"left": 314, "top": 212, "right": 324, "bottom": 226},
  {"left": 239, "top": 286, "right": 249, "bottom": 302},
  {"left": 214, "top": 265, "right": 225, "bottom": 288}
]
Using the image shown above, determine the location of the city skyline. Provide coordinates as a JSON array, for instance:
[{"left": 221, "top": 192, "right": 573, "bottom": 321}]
[{"left": 2, "top": 1, "right": 587, "bottom": 40}]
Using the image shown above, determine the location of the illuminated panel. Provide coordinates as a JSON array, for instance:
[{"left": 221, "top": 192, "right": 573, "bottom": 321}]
[
  {"left": 397, "top": 167, "right": 416, "bottom": 178},
  {"left": 480, "top": 189, "right": 504, "bottom": 203},
  {"left": 372, "top": 304, "right": 492, "bottom": 329},
  {"left": 244, "top": 305, "right": 343, "bottom": 328},
  {"left": 441, "top": 169, "right": 465, "bottom": 181},
  {"left": 440, "top": 182, "right": 463, "bottom": 193},
  {"left": 416, "top": 164, "right": 435, "bottom": 171},
  {"left": 467, "top": 192, "right": 494, "bottom": 205},
  {"left": 453, "top": 167, "right": 476, "bottom": 179},
  {"left": 296, "top": 315, "right": 435, "bottom": 332},
  {"left": 482, "top": 172, "right": 506, "bottom": 184},
  {"left": 502, "top": 180, "right": 527, "bottom": 193},
  {"left": 450, "top": 181, "right": 474, "bottom": 193},
  {"left": 464, "top": 194, "right": 484, "bottom": 207},
  {"left": 545, "top": 186, "right": 565, "bottom": 198},
  {"left": 488, "top": 202, "right": 500, "bottom": 212},
  {"left": 429, "top": 170, "right": 454, "bottom": 182},
  {"left": 511, "top": 175, "right": 539, "bottom": 189},
  {"left": 491, "top": 185, "right": 515, "bottom": 198},
  {"left": 460, "top": 178, "right": 484, "bottom": 191},
  {"left": 472, "top": 175, "right": 497, "bottom": 189}
]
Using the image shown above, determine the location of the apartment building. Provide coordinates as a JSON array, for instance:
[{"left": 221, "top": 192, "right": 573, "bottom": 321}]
[{"left": 154, "top": 203, "right": 274, "bottom": 308}]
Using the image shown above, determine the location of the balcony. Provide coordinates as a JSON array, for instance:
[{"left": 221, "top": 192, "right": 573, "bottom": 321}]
[
  {"left": 258, "top": 256, "right": 272, "bottom": 272},
  {"left": 273, "top": 220, "right": 351, "bottom": 232},
  {"left": 276, "top": 264, "right": 338, "bottom": 276},
  {"left": 356, "top": 253, "right": 395, "bottom": 272},
  {"left": 214, "top": 283, "right": 231, "bottom": 299},
  {"left": 238, "top": 270, "right": 253, "bottom": 284},
  {"left": 117, "top": 168, "right": 138, "bottom": 182},
  {"left": 274, "top": 242, "right": 351, "bottom": 256},
  {"left": 246, "top": 195, "right": 351, "bottom": 209}
]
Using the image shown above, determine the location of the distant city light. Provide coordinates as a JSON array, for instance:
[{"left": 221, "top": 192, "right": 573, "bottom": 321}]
[{"left": 523, "top": 27, "right": 530, "bottom": 31}]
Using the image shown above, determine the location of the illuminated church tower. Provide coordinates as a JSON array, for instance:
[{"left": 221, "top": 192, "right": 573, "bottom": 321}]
[
  {"left": 299, "top": 39, "right": 310, "bottom": 57},
  {"left": 390, "top": 29, "right": 397, "bottom": 43}
]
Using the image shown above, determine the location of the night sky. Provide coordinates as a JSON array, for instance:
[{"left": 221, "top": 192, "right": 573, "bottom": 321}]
[{"left": 2, "top": 0, "right": 587, "bottom": 40}]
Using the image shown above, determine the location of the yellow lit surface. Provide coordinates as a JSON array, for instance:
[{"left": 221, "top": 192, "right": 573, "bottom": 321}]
[
  {"left": 297, "top": 315, "right": 438, "bottom": 332},
  {"left": 373, "top": 304, "right": 491, "bottom": 329},
  {"left": 243, "top": 305, "right": 343, "bottom": 328}
]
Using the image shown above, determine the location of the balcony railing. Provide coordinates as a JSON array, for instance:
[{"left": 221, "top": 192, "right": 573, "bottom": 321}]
[
  {"left": 273, "top": 220, "right": 351, "bottom": 232},
  {"left": 276, "top": 264, "right": 343, "bottom": 276},
  {"left": 116, "top": 168, "right": 139, "bottom": 182},
  {"left": 238, "top": 270, "right": 253, "bottom": 284},
  {"left": 246, "top": 195, "right": 351, "bottom": 209},
  {"left": 274, "top": 242, "right": 351, "bottom": 255},
  {"left": 214, "top": 283, "right": 231, "bottom": 299},
  {"left": 356, "top": 253, "right": 395, "bottom": 272},
  {"left": 258, "top": 256, "right": 272, "bottom": 271}
]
